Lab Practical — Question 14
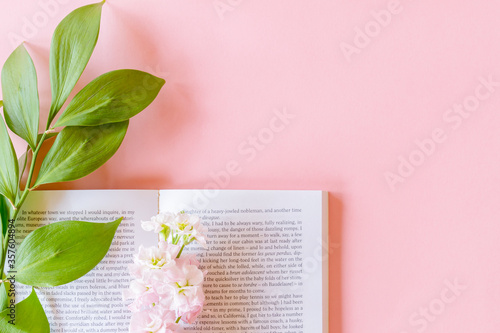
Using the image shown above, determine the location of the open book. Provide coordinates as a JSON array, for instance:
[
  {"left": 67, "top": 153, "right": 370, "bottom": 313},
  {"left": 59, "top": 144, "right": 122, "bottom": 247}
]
[{"left": 15, "top": 190, "right": 329, "bottom": 333}]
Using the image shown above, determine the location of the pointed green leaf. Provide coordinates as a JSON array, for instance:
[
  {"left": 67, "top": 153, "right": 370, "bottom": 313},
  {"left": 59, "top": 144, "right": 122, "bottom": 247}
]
[
  {"left": 0, "top": 113, "right": 19, "bottom": 204},
  {"left": 1, "top": 44, "right": 40, "bottom": 150},
  {"left": 0, "top": 195, "right": 11, "bottom": 237},
  {"left": 55, "top": 69, "right": 165, "bottom": 127},
  {"left": 0, "top": 237, "right": 2, "bottom": 278},
  {"left": 0, "top": 288, "right": 50, "bottom": 332},
  {"left": 0, "top": 271, "right": 11, "bottom": 312},
  {"left": 0, "top": 281, "right": 9, "bottom": 312},
  {"left": 15, "top": 218, "right": 122, "bottom": 287},
  {"left": 34, "top": 121, "right": 128, "bottom": 186},
  {"left": 48, "top": 1, "right": 104, "bottom": 125}
]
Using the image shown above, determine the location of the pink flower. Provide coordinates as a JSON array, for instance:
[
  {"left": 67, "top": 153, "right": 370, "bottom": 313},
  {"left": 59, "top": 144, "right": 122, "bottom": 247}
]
[
  {"left": 129, "top": 307, "right": 183, "bottom": 333},
  {"left": 128, "top": 243, "right": 181, "bottom": 283},
  {"left": 127, "top": 289, "right": 159, "bottom": 313},
  {"left": 141, "top": 212, "right": 176, "bottom": 233},
  {"left": 164, "top": 324, "right": 184, "bottom": 333},
  {"left": 123, "top": 279, "right": 148, "bottom": 302},
  {"left": 127, "top": 212, "right": 207, "bottom": 330},
  {"left": 141, "top": 212, "right": 208, "bottom": 248},
  {"left": 156, "top": 261, "right": 204, "bottom": 292},
  {"left": 178, "top": 264, "right": 204, "bottom": 287},
  {"left": 174, "top": 213, "right": 208, "bottom": 248},
  {"left": 181, "top": 304, "right": 203, "bottom": 324},
  {"left": 129, "top": 310, "right": 164, "bottom": 333},
  {"left": 176, "top": 253, "right": 200, "bottom": 268},
  {"left": 136, "top": 242, "right": 179, "bottom": 270},
  {"left": 176, "top": 286, "right": 205, "bottom": 324},
  {"left": 166, "top": 262, "right": 205, "bottom": 323}
]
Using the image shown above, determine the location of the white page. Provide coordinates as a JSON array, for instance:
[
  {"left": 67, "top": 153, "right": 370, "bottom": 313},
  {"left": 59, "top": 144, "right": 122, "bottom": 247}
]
[
  {"left": 159, "top": 190, "right": 328, "bottom": 333},
  {"left": 14, "top": 190, "right": 158, "bottom": 333}
]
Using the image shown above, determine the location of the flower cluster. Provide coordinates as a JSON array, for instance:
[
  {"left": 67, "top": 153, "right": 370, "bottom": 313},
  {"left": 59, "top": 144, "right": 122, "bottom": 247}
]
[
  {"left": 124, "top": 212, "right": 207, "bottom": 333},
  {"left": 142, "top": 212, "right": 208, "bottom": 248}
]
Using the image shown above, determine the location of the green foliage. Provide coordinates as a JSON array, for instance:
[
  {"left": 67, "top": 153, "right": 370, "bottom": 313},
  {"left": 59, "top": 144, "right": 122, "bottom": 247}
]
[
  {"left": 1, "top": 44, "right": 40, "bottom": 150},
  {"left": 35, "top": 121, "right": 129, "bottom": 186},
  {"left": 0, "top": 196, "right": 10, "bottom": 237},
  {"left": 16, "top": 218, "right": 122, "bottom": 287},
  {"left": 0, "top": 112, "right": 19, "bottom": 204},
  {"left": 0, "top": 288, "right": 50, "bottom": 332},
  {"left": 56, "top": 69, "right": 165, "bottom": 127},
  {"left": 0, "top": 194, "right": 10, "bottom": 263},
  {"left": 0, "top": 0, "right": 163, "bottom": 329},
  {"left": 48, "top": 1, "right": 104, "bottom": 125},
  {"left": 0, "top": 280, "right": 9, "bottom": 312}
]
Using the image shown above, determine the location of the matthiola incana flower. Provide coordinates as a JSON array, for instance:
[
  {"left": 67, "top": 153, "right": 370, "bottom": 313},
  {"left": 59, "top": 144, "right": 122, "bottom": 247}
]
[
  {"left": 129, "top": 308, "right": 184, "bottom": 333},
  {"left": 126, "top": 212, "right": 207, "bottom": 332},
  {"left": 141, "top": 212, "right": 176, "bottom": 234},
  {"left": 141, "top": 211, "right": 208, "bottom": 248}
]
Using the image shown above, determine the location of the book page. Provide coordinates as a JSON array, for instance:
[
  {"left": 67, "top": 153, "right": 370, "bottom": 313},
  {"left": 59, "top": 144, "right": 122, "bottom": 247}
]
[
  {"left": 14, "top": 190, "right": 159, "bottom": 333},
  {"left": 159, "top": 190, "right": 328, "bottom": 333}
]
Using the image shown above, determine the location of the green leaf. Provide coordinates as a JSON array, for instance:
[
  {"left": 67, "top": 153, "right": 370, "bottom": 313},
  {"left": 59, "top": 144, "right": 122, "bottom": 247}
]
[
  {"left": 48, "top": 1, "right": 104, "bottom": 125},
  {"left": 0, "top": 195, "right": 11, "bottom": 237},
  {"left": 0, "top": 280, "right": 10, "bottom": 312},
  {"left": 15, "top": 218, "right": 122, "bottom": 287},
  {"left": 0, "top": 233, "right": 3, "bottom": 279},
  {"left": 0, "top": 288, "right": 49, "bottom": 332},
  {"left": 1, "top": 44, "right": 40, "bottom": 150},
  {"left": 34, "top": 121, "right": 128, "bottom": 187},
  {"left": 55, "top": 69, "right": 165, "bottom": 127},
  {"left": 0, "top": 114, "right": 19, "bottom": 204}
]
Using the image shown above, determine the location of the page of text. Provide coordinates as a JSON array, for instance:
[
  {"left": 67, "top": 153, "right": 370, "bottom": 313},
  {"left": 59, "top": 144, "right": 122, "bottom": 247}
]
[
  {"left": 159, "top": 190, "right": 328, "bottom": 333},
  {"left": 15, "top": 190, "right": 158, "bottom": 333}
]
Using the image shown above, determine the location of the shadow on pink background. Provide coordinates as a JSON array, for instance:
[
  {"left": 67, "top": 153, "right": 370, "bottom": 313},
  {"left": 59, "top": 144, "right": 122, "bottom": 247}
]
[{"left": 2, "top": 1, "right": 500, "bottom": 332}]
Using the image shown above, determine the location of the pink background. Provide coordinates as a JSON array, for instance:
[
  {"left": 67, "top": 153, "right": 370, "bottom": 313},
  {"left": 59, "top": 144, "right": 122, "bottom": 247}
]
[{"left": 2, "top": 1, "right": 500, "bottom": 332}]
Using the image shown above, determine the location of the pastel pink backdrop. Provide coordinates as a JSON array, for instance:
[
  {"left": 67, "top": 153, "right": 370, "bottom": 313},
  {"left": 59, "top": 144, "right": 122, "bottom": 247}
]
[{"left": 2, "top": 1, "right": 500, "bottom": 332}]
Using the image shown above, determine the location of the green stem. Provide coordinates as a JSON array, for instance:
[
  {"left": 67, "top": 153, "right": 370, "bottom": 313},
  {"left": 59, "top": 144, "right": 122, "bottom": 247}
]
[
  {"left": 23, "top": 131, "right": 48, "bottom": 192},
  {"left": 175, "top": 316, "right": 181, "bottom": 324},
  {"left": 0, "top": 131, "right": 48, "bottom": 276},
  {"left": 0, "top": 208, "right": 19, "bottom": 278},
  {"left": 17, "top": 146, "right": 29, "bottom": 193},
  {"left": 159, "top": 228, "right": 168, "bottom": 242},
  {"left": 176, "top": 243, "right": 186, "bottom": 258}
]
